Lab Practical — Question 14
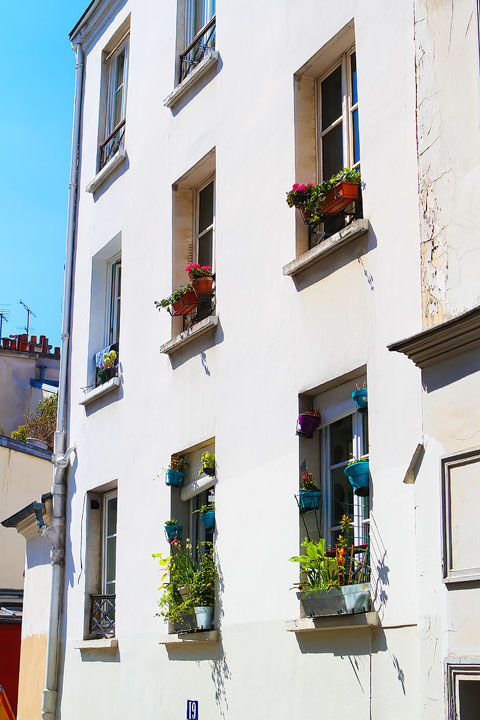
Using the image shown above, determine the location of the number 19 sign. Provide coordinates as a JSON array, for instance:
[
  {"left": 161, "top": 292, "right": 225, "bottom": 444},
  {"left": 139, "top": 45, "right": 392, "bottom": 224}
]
[{"left": 187, "top": 700, "right": 198, "bottom": 719}]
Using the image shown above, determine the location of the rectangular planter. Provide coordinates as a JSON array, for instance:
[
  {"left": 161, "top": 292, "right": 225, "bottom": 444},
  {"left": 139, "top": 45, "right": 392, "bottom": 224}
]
[
  {"left": 297, "top": 582, "right": 370, "bottom": 618},
  {"left": 320, "top": 181, "right": 359, "bottom": 215}
]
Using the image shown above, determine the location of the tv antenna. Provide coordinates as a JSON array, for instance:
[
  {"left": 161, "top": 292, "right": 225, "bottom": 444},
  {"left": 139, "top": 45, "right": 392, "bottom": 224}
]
[
  {"left": 0, "top": 306, "right": 10, "bottom": 341},
  {"left": 18, "top": 300, "right": 37, "bottom": 336}
]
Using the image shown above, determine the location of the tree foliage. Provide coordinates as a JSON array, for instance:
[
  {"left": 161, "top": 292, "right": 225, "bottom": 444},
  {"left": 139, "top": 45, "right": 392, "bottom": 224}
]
[{"left": 11, "top": 394, "right": 58, "bottom": 449}]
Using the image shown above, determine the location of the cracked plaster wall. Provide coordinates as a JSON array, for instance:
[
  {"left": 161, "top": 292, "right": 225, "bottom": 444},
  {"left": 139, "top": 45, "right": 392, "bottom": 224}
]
[{"left": 415, "top": 0, "right": 480, "bottom": 328}]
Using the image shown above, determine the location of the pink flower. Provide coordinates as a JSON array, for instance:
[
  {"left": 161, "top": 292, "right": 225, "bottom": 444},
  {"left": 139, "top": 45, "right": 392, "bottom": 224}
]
[
  {"left": 201, "top": 266, "right": 212, "bottom": 271},
  {"left": 307, "top": 183, "right": 313, "bottom": 187},
  {"left": 292, "top": 183, "right": 299, "bottom": 190},
  {"left": 298, "top": 184, "right": 307, "bottom": 191}
]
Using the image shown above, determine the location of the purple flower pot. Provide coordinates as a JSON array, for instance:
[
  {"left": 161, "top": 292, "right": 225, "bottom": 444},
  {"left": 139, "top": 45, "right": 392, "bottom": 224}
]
[{"left": 296, "top": 413, "right": 321, "bottom": 438}]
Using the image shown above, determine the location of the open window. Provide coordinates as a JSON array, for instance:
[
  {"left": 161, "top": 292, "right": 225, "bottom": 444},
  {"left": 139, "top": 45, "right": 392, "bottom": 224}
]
[{"left": 178, "top": 0, "right": 216, "bottom": 84}]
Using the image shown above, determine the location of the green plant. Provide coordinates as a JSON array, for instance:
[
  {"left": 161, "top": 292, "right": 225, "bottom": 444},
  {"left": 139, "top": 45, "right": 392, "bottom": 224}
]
[
  {"left": 11, "top": 394, "right": 58, "bottom": 450},
  {"left": 188, "top": 544, "right": 216, "bottom": 607},
  {"left": 153, "top": 538, "right": 197, "bottom": 623},
  {"left": 199, "top": 451, "right": 215, "bottom": 475},
  {"left": 346, "top": 455, "right": 369, "bottom": 466},
  {"left": 165, "top": 518, "right": 180, "bottom": 526},
  {"left": 300, "top": 471, "right": 317, "bottom": 492},
  {"left": 194, "top": 502, "right": 215, "bottom": 516},
  {"left": 299, "top": 410, "right": 320, "bottom": 418},
  {"left": 286, "top": 168, "right": 361, "bottom": 224},
  {"left": 154, "top": 284, "right": 194, "bottom": 312}
]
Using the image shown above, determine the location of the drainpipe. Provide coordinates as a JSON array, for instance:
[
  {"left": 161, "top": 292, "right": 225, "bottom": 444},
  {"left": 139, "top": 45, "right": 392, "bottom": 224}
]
[{"left": 41, "top": 42, "right": 84, "bottom": 720}]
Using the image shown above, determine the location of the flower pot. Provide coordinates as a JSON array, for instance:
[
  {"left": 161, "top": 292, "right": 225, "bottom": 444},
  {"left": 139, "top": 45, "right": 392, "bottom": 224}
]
[
  {"left": 344, "top": 461, "right": 370, "bottom": 497},
  {"left": 320, "top": 181, "right": 360, "bottom": 215},
  {"left": 165, "top": 523, "right": 183, "bottom": 541},
  {"left": 297, "top": 583, "right": 371, "bottom": 617},
  {"left": 192, "top": 276, "right": 213, "bottom": 298},
  {"left": 173, "top": 614, "right": 196, "bottom": 634},
  {"left": 200, "top": 511, "right": 215, "bottom": 530},
  {"left": 166, "top": 469, "right": 184, "bottom": 487},
  {"left": 299, "top": 489, "right": 322, "bottom": 510},
  {"left": 201, "top": 464, "right": 215, "bottom": 476},
  {"left": 296, "top": 413, "right": 321, "bottom": 438},
  {"left": 298, "top": 204, "right": 312, "bottom": 223},
  {"left": 352, "top": 388, "right": 368, "bottom": 412},
  {"left": 97, "top": 369, "right": 106, "bottom": 384},
  {"left": 178, "top": 585, "right": 191, "bottom": 602},
  {"left": 194, "top": 606, "right": 214, "bottom": 631},
  {"left": 26, "top": 438, "right": 50, "bottom": 451},
  {"left": 172, "top": 290, "right": 201, "bottom": 316}
]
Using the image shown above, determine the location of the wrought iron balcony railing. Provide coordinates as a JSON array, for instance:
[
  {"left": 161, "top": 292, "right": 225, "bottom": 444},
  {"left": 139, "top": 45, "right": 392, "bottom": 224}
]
[
  {"left": 179, "top": 15, "right": 216, "bottom": 83},
  {"left": 90, "top": 594, "right": 115, "bottom": 637},
  {"left": 99, "top": 118, "right": 126, "bottom": 171}
]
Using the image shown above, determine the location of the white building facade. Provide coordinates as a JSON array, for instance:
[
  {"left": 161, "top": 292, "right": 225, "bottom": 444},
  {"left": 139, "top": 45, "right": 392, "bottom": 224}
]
[{"left": 34, "top": 1, "right": 480, "bottom": 719}]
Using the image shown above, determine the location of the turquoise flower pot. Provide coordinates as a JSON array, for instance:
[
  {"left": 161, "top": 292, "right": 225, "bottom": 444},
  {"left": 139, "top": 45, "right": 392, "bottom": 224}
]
[
  {"left": 166, "top": 469, "right": 184, "bottom": 486},
  {"left": 200, "top": 511, "right": 215, "bottom": 530},
  {"left": 352, "top": 388, "right": 368, "bottom": 412},
  {"left": 299, "top": 490, "right": 322, "bottom": 510},
  {"left": 344, "top": 461, "right": 370, "bottom": 497},
  {"left": 165, "top": 524, "right": 183, "bottom": 541}
]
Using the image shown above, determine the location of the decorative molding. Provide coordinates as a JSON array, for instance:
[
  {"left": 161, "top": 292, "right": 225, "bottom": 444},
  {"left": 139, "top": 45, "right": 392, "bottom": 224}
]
[
  {"left": 160, "top": 315, "right": 219, "bottom": 355},
  {"left": 388, "top": 306, "right": 480, "bottom": 368},
  {"left": 163, "top": 51, "right": 219, "bottom": 109},
  {"left": 78, "top": 376, "right": 121, "bottom": 406},
  {"left": 86, "top": 149, "right": 127, "bottom": 194},
  {"left": 282, "top": 219, "right": 369, "bottom": 277},
  {"left": 74, "top": 638, "right": 118, "bottom": 650}
]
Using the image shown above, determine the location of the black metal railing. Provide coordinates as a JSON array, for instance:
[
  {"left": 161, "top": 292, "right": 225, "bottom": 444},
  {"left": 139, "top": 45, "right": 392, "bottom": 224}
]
[
  {"left": 90, "top": 594, "right": 116, "bottom": 637},
  {"left": 99, "top": 118, "right": 126, "bottom": 171},
  {"left": 179, "top": 15, "right": 216, "bottom": 83}
]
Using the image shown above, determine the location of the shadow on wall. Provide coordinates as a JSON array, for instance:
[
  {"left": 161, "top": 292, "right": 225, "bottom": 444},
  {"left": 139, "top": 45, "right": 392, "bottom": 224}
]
[
  {"left": 84, "top": 368, "right": 125, "bottom": 418},
  {"left": 170, "top": 56, "right": 222, "bottom": 117},
  {"left": 369, "top": 512, "right": 390, "bottom": 622},
  {"left": 168, "top": 320, "right": 224, "bottom": 371},
  {"left": 291, "top": 227, "right": 377, "bottom": 293},
  {"left": 422, "top": 345, "right": 480, "bottom": 394},
  {"left": 92, "top": 156, "right": 130, "bottom": 202}
]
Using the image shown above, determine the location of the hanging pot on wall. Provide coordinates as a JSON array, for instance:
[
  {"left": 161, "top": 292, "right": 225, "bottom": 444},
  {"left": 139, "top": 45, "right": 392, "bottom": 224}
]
[
  {"left": 352, "top": 388, "right": 368, "bottom": 412},
  {"left": 296, "top": 412, "right": 321, "bottom": 438},
  {"left": 344, "top": 461, "right": 370, "bottom": 497},
  {"left": 192, "top": 276, "right": 213, "bottom": 298},
  {"left": 166, "top": 469, "right": 184, "bottom": 487}
]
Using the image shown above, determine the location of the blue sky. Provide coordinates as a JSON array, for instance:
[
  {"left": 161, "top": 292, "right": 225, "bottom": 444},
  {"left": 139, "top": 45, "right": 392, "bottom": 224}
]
[{"left": 0, "top": 1, "right": 89, "bottom": 349}]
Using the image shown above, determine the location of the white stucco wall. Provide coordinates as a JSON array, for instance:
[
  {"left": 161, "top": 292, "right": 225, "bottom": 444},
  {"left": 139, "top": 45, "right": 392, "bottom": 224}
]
[{"left": 53, "top": 1, "right": 441, "bottom": 718}]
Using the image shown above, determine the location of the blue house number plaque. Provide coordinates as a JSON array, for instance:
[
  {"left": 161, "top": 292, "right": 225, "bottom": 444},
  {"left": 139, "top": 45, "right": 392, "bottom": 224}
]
[{"left": 187, "top": 700, "right": 198, "bottom": 719}]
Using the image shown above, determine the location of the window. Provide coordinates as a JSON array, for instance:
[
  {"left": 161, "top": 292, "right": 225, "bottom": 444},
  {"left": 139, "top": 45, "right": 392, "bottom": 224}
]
[
  {"left": 179, "top": 0, "right": 216, "bottom": 83},
  {"left": 107, "top": 256, "right": 121, "bottom": 346},
  {"left": 99, "top": 33, "right": 129, "bottom": 170},
  {"left": 317, "top": 49, "right": 359, "bottom": 181},
  {"left": 84, "top": 488, "right": 118, "bottom": 638},
  {"left": 195, "top": 178, "right": 215, "bottom": 270},
  {"left": 446, "top": 661, "right": 480, "bottom": 720}
]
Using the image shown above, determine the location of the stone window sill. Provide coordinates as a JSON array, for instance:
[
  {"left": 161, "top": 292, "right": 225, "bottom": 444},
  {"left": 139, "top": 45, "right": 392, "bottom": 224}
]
[
  {"left": 160, "top": 315, "right": 219, "bottom": 355},
  {"left": 282, "top": 219, "right": 369, "bottom": 277},
  {"left": 163, "top": 51, "right": 219, "bottom": 109},
  {"left": 74, "top": 637, "right": 118, "bottom": 650},
  {"left": 86, "top": 148, "right": 127, "bottom": 194},
  {"left": 78, "top": 376, "right": 121, "bottom": 406},
  {"left": 159, "top": 630, "right": 220, "bottom": 646},
  {"left": 286, "top": 610, "right": 379, "bottom": 633}
]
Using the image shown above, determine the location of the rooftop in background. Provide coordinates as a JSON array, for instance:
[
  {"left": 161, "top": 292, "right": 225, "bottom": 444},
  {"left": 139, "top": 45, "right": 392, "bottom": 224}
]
[{"left": 0, "top": 334, "right": 60, "bottom": 358}]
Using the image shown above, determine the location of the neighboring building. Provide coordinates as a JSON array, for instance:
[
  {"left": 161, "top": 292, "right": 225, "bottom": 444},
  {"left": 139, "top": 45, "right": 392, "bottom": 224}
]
[
  {"left": 0, "top": 335, "right": 60, "bottom": 438},
  {"left": 0, "top": 439, "right": 52, "bottom": 715},
  {"left": 13, "top": 1, "right": 480, "bottom": 719}
]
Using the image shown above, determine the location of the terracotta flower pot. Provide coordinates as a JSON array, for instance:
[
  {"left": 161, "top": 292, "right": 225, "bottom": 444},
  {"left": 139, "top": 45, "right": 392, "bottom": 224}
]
[
  {"left": 298, "top": 204, "right": 312, "bottom": 223},
  {"left": 320, "top": 181, "right": 359, "bottom": 215},
  {"left": 192, "top": 276, "right": 213, "bottom": 297},
  {"left": 172, "top": 290, "right": 201, "bottom": 316}
]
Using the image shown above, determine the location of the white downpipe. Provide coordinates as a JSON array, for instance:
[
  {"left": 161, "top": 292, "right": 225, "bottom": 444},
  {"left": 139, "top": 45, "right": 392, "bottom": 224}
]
[{"left": 41, "top": 42, "right": 84, "bottom": 720}]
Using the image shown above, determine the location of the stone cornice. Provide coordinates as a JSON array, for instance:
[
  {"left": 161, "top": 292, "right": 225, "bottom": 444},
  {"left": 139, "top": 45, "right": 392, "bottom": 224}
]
[
  {"left": 70, "top": 0, "right": 128, "bottom": 50},
  {"left": 388, "top": 306, "right": 480, "bottom": 368}
]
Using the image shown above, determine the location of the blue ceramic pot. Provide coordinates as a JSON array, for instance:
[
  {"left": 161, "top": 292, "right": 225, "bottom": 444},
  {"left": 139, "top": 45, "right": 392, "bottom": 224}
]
[
  {"left": 352, "top": 388, "right": 368, "bottom": 412},
  {"left": 200, "top": 511, "right": 215, "bottom": 530},
  {"left": 166, "top": 469, "right": 184, "bottom": 486},
  {"left": 165, "top": 524, "right": 183, "bottom": 541},
  {"left": 299, "top": 490, "right": 322, "bottom": 510},
  {"left": 344, "top": 461, "right": 370, "bottom": 497}
]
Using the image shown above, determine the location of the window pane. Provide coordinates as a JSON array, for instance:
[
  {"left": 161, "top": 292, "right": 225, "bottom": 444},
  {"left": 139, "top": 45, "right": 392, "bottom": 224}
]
[
  {"left": 107, "top": 496, "right": 117, "bottom": 536},
  {"left": 330, "top": 415, "right": 353, "bottom": 466},
  {"left": 322, "top": 123, "right": 343, "bottom": 179},
  {"left": 106, "top": 536, "right": 116, "bottom": 584},
  {"left": 361, "top": 411, "right": 369, "bottom": 454},
  {"left": 199, "top": 182, "right": 214, "bottom": 233},
  {"left": 350, "top": 52, "right": 358, "bottom": 105},
  {"left": 459, "top": 679, "right": 480, "bottom": 720},
  {"left": 115, "top": 50, "right": 125, "bottom": 93},
  {"left": 198, "top": 229, "right": 213, "bottom": 267},
  {"left": 321, "top": 65, "right": 342, "bottom": 130},
  {"left": 331, "top": 466, "right": 354, "bottom": 535},
  {"left": 352, "top": 108, "right": 360, "bottom": 164}
]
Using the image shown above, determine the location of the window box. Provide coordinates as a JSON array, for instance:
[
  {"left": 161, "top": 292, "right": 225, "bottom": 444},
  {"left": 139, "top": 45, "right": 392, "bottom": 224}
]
[
  {"left": 166, "top": 469, "right": 185, "bottom": 487},
  {"left": 298, "top": 583, "right": 371, "bottom": 618},
  {"left": 172, "top": 290, "right": 202, "bottom": 316},
  {"left": 298, "top": 490, "right": 322, "bottom": 511},
  {"left": 320, "top": 181, "right": 360, "bottom": 214}
]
